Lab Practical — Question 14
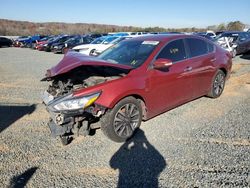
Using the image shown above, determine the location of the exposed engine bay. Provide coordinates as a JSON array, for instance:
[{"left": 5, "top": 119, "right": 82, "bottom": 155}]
[
  {"left": 42, "top": 65, "right": 130, "bottom": 145},
  {"left": 46, "top": 65, "right": 128, "bottom": 98}
]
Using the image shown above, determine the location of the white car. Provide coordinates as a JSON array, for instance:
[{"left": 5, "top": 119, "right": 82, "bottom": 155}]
[
  {"left": 73, "top": 36, "right": 125, "bottom": 56},
  {"left": 216, "top": 36, "right": 237, "bottom": 58}
]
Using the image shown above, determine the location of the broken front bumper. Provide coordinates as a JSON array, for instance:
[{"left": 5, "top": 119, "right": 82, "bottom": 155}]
[
  {"left": 41, "top": 91, "right": 78, "bottom": 137},
  {"left": 41, "top": 90, "right": 105, "bottom": 137}
]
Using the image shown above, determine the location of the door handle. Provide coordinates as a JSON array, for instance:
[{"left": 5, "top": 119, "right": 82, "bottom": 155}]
[{"left": 184, "top": 66, "right": 192, "bottom": 72}]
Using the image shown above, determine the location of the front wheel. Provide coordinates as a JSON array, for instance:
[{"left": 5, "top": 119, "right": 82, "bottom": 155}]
[
  {"left": 60, "top": 135, "right": 71, "bottom": 145},
  {"left": 62, "top": 47, "right": 68, "bottom": 54},
  {"left": 101, "top": 97, "right": 142, "bottom": 142},
  {"left": 207, "top": 70, "right": 226, "bottom": 98},
  {"left": 89, "top": 49, "right": 96, "bottom": 56}
]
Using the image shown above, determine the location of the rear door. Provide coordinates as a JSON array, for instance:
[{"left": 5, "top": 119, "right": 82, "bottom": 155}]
[{"left": 185, "top": 38, "right": 216, "bottom": 98}]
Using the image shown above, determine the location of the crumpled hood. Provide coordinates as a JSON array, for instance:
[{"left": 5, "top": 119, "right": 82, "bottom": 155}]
[{"left": 45, "top": 51, "right": 133, "bottom": 78}]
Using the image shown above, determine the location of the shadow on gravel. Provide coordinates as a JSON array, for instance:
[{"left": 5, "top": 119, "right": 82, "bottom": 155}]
[
  {"left": 110, "top": 129, "right": 167, "bottom": 188},
  {"left": 9, "top": 167, "right": 38, "bottom": 188},
  {"left": 0, "top": 103, "right": 36, "bottom": 133},
  {"left": 240, "top": 53, "right": 250, "bottom": 60}
]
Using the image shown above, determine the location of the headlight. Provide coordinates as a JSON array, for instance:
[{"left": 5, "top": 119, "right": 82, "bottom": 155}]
[
  {"left": 53, "top": 92, "right": 100, "bottom": 111},
  {"left": 44, "top": 43, "right": 48, "bottom": 47}
]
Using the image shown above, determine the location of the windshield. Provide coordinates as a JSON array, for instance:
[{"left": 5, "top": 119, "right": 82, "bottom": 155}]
[
  {"left": 91, "top": 37, "right": 106, "bottom": 44},
  {"left": 103, "top": 36, "right": 119, "bottom": 44},
  {"left": 65, "top": 36, "right": 80, "bottom": 44},
  {"left": 98, "top": 40, "right": 159, "bottom": 68},
  {"left": 39, "top": 37, "right": 47, "bottom": 41},
  {"left": 57, "top": 36, "right": 70, "bottom": 43}
]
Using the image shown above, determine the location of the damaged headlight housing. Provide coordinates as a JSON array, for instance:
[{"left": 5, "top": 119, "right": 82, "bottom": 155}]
[{"left": 53, "top": 92, "right": 100, "bottom": 111}]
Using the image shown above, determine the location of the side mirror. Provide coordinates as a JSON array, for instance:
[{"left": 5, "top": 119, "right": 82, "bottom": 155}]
[{"left": 153, "top": 58, "right": 173, "bottom": 70}]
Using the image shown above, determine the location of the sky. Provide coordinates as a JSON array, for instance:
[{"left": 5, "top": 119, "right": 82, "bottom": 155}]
[{"left": 0, "top": 0, "right": 249, "bottom": 28}]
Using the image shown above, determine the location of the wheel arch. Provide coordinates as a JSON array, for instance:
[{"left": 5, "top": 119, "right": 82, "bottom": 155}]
[
  {"left": 219, "top": 67, "right": 227, "bottom": 76},
  {"left": 110, "top": 94, "right": 148, "bottom": 120}
]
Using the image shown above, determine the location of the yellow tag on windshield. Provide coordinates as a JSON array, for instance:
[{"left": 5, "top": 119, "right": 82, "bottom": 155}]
[{"left": 131, "top": 60, "right": 137, "bottom": 65}]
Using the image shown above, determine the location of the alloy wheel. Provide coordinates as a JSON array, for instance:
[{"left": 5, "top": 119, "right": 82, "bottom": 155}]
[
  {"left": 113, "top": 103, "right": 140, "bottom": 138},
  {"left": 213, "top": 72, "right": 225, "bottom": 96}
]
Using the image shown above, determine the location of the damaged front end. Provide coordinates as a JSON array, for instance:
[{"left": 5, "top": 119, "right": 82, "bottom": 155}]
[
  {"left": 42, "top": 90, "right": 106, "bottom": 144},
  {"left": 41, "top": 52, "right": 131, "bottom": 144}
]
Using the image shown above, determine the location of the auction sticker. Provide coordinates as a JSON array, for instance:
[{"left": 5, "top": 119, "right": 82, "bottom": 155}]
[{"left": 142, "top": 41, "right": 159, "bottom": 45}]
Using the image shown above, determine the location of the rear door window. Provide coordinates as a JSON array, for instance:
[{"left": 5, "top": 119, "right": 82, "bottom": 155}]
[
  {"left": 186, "top": 38, "right": 208, "bottom": 58},
  {"left": 157, "top": 39, "right": 187, "bottom": 63}
]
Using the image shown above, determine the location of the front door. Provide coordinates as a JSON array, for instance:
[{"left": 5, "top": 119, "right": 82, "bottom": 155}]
[{"left": 146, "top": 39, "right": 194, "bottom": 116}]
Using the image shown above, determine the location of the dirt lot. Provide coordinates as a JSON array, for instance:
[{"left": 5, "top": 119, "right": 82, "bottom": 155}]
[{"left": 0, "top": 48, "right": 250, "bottom": 187}]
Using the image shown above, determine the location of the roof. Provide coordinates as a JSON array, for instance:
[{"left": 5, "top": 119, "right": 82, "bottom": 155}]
[{"left": 128, "top": 34, "right": 203, "bottom": 42}]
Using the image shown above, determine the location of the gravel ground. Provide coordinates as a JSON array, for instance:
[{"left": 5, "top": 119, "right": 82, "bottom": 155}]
[{"left": 0, "top": 48, "right": 250, "bottom": 188}]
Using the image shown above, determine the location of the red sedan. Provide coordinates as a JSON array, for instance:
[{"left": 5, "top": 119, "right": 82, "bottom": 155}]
[{"left": 42, "top": 34, "right": 232, "bottom": 145}]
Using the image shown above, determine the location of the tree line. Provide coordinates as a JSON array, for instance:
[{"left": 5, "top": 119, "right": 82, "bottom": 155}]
[{"left": 0, "top": 19, "right": 247, "bottom": 36}]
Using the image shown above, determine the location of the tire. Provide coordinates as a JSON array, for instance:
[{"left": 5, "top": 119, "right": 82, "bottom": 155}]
[
  {"left": 62, "top": 47, "right": 68, "bottom": 54},
  {"left": 101, "top": 97, "right": 142, "bottom": 142},
  {"left": 89, "top": 49, "right": 96, "bottom": 56},
  {"left": 60, "top": 135, "right": 70, "bottom": 145},
  {"left": 207, "top": 70, "right": 226, "bottom": 98}
]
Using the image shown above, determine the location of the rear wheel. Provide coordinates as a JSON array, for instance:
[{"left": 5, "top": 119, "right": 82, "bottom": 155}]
[
  {"left": 101, "top": 97, "right": 142, "bottom": 142},
  {"left": 207, "top": 70, "right": 226, "bottom": 98}
]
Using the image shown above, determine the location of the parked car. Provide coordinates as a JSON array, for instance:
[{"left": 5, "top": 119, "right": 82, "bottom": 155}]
[
  {"left": 130, "top": 32, "right": 149, "bottom": 36},
  {"left": 73, "top": 36, "right": 125, "bottom": 56},
  {"left": 195, "top": 32, "right": 216, "bottom": 38},
  {"left": 215, "top": 31, "right": 250, "bottom": 56},
  {"left": 36, "top": 36, "right": 58, "bottom": 51},
  {"left": 87, "top": 33, "right": 107, "bottom": 39},
  {"left": 44, "top": 35, "right": 72, "bottom": 52},
  {"left": 206, "top": 30, "right": 216, "bottom": 38},
  {"left": 52, "top": 35, "right": 94, "bottom": 54},
  {"left": 14, "top": 35, "right": 46, "bottom": 48},
  {"left": 159, "top": 32, "right": 183, "bottom": 34},
  {"left": 33, "top": 36, "right": 54, "bottom": 50},
  {"left": 42, "top": 34, "right": 232, "bottom": 145},
  {"left": 0, "top": 37, "right": 12, "bottom": 47},
  {"left": 13, "top": 36, "right": 29, "bottom": 47},
  {"left": 216, "top": 31, "right": 225, "bottom": 36},
  {"left": 194, "top": 33, "right": 213, "bottom": 40}
]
